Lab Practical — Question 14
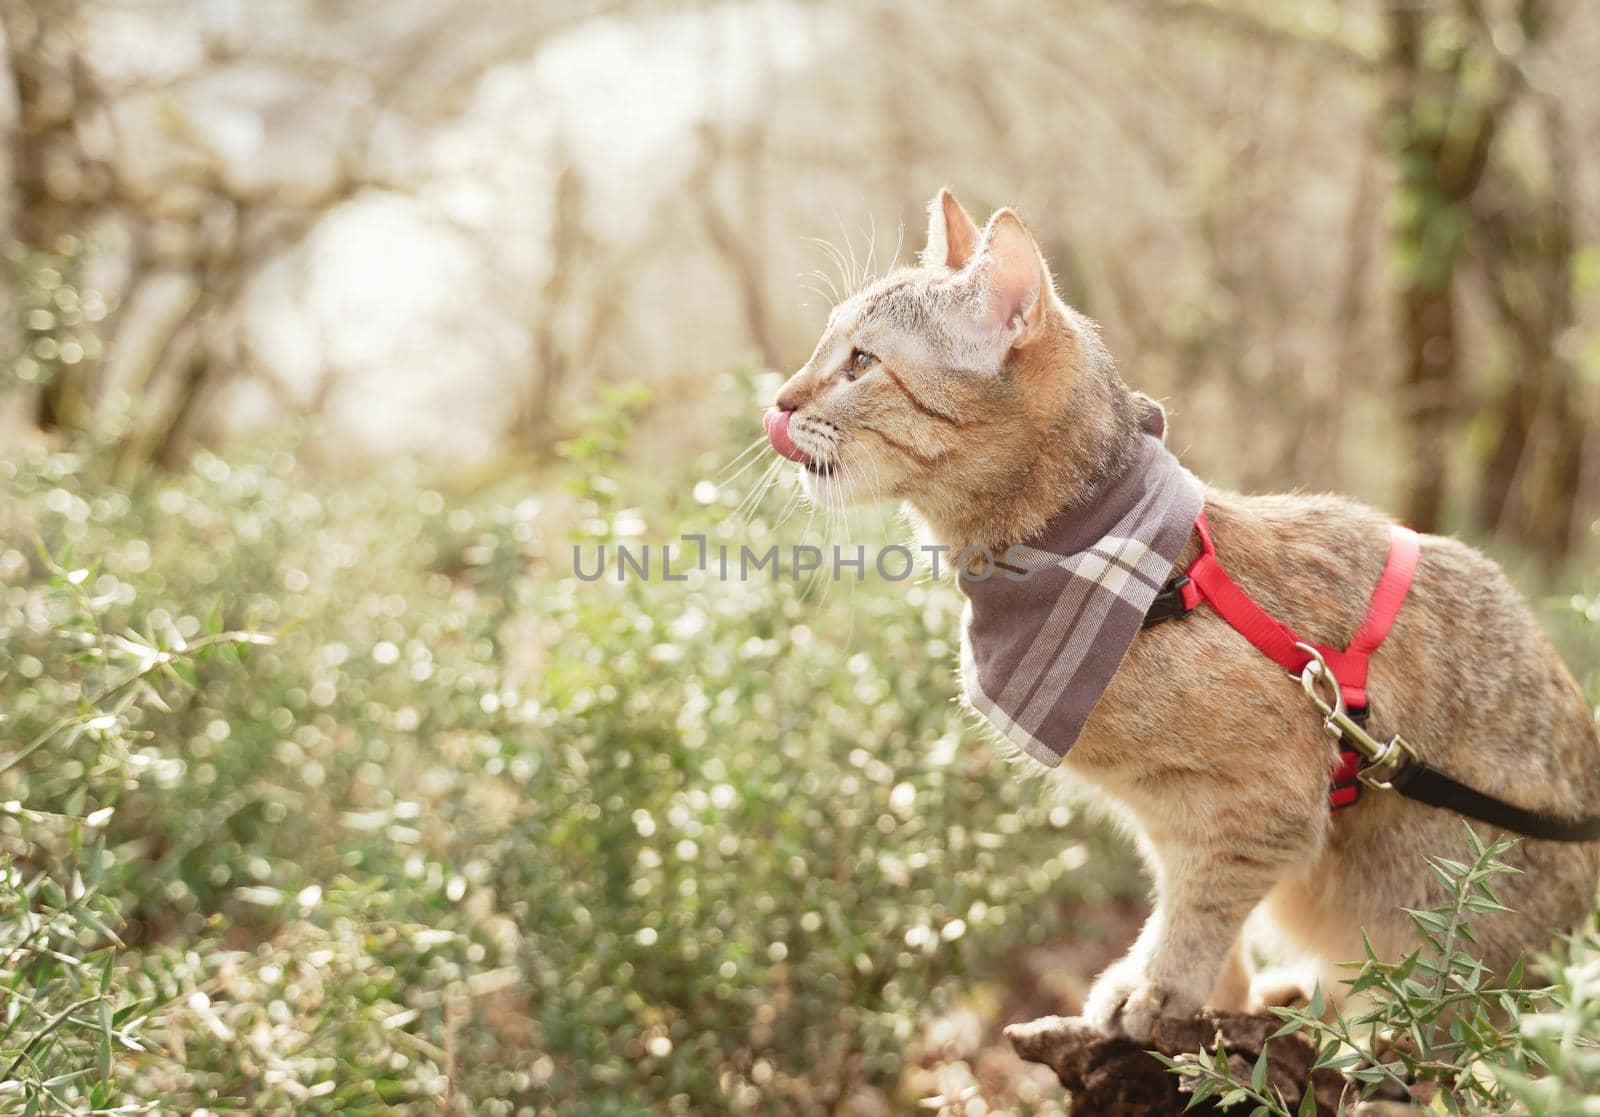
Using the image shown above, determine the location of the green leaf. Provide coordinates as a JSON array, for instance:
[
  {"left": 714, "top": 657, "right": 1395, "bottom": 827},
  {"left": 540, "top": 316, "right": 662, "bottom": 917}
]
[
  {"left": 1507, "top": 954, "right": 1529, "bottom": 987},
  {"left": 1408, "top": 908, "right": 1450, "bottom": 936},
  {"left": 1314, "top": 1039, "right": 1341, "bottom": 1069},
  {"left": 1269, "top": 1015, "right": 1305, "bottom": 1039},
  {"left": 1251, "top": 1045, "right": 1269, "bottom": 1092},
  {"left": 1186, "top": 1078, "right": 1219, "bottom": 1110}
]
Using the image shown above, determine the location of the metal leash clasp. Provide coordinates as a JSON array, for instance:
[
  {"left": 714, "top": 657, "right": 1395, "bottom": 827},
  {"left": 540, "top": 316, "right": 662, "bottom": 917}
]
[{"left": 1294, "top": 642, "right": 1418, "bottom": 791}]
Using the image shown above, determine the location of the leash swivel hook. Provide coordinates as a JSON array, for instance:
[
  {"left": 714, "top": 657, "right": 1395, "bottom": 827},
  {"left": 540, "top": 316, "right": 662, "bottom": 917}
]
[{"left": 1294, "top": 642, "right": 1418, "bottom": 791}]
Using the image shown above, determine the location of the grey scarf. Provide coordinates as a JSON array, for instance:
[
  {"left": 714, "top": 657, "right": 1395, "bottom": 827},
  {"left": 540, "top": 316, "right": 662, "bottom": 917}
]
[{"left": 957, "top": 411, "right": 1206, "bottom": 767}]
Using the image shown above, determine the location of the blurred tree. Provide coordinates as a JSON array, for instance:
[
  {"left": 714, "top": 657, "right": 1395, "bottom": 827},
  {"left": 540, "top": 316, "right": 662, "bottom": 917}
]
[
  {"left": 1163, "top": 0, "right": 1594, "bottom": 560},
  {"left": 1383, "top": 0, "right": 1594, "bottom": 565},
  {"left": 517, "top": 159, "right": 593, "bottom": 451},
  {"left": 1, "top": 0, "right": 620, "bottom": 466},
  {"left": 3, "top": 0, "right": 1595, "bottom": 564},
  {"left": 1384, "top": 0, "right": 1514, "bottom": 536},
  {"left": 503, "top": 142, "right": 666, "bottom": 457},
  {"left": 1470, "top": 100, "right": 1585, "bottom": 565},
  {"left": 2, "top": 0, "right": 107, "bottom": 431},
  {"left": 693, "top": 117, "right": 784, "bottom": 373},
  {"left": 1464, "top": 69, "right": 1588, "bottom": 564}
]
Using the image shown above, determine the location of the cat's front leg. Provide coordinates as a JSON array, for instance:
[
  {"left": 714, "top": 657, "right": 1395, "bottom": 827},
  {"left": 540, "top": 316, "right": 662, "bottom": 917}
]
[
  {"left": 1082, "top": 895, "right": 1226, "bottom": 1041},
  {"left": 1083, "top": 804, "right": 1320, "bottom": 1041},
  {"left": 1083, "top": 944, "right": 1177, "bottom": 1040}
]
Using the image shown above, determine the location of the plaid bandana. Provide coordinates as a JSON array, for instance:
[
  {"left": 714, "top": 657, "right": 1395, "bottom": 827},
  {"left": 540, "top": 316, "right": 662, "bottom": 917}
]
[{"left": 957, "top": 411, "right": 1205, "bottom": 767}]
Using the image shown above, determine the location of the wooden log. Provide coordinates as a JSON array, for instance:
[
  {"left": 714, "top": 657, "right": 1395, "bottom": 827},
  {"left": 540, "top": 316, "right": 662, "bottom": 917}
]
[{"left": 1005, "top": 1012, "right": 1368, "bottom": 1116}]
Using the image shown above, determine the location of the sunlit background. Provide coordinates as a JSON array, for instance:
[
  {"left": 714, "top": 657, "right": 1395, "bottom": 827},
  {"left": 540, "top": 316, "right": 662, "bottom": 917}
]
[{"left": 2, "top": 1, "right": 1599, "bottom": 1113}]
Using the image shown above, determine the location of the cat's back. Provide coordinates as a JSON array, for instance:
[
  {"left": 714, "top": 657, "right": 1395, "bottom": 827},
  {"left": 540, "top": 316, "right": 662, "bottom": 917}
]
[{"left": 1200, "top": 487, "right": 1600, "bottom": 812}]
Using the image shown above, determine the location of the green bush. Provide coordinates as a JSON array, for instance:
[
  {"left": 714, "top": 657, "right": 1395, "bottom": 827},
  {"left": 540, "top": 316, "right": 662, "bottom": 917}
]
[
  {"left": 3, "top": 237, "right": 111, "bottom": 400},
  {"left": 0, "top": 390, "right": 1135, "bottom": 1113},
  {"left": 6, "top": 388, "right": 1591, "bottom": 1114},
  {"left": 1169, "top": 825, "right": 1600, "bottom": 1115}
]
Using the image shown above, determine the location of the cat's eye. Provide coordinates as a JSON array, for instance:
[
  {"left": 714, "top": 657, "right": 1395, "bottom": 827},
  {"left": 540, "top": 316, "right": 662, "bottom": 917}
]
[{"left": 846, "top": 348, "right": 878, "bottom": 380}]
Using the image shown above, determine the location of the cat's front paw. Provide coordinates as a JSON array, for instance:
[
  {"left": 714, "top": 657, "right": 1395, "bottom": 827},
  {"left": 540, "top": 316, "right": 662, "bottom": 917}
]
[{"left": 1082, "top": 964, "right": 1198, "bottom": 1042}]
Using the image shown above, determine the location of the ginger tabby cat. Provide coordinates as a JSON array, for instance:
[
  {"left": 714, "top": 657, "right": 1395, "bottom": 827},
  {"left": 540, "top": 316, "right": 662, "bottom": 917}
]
[{"left": 764, "top": 188, "right": 1600, "bottom": 1040}]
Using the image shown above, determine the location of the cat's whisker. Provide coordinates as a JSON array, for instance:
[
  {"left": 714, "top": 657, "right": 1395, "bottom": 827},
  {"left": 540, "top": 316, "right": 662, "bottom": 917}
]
[
  {"left": 740, "top": 453, "right": 781, "bottom": 503},
  {"left": 832, "top": 451, "right": 863, "bottom": 548},
  {"left": 827, "top": 217, "right": 850, "bottom": 292},
  {"left": 718, "top": 431, "right": 767, "bottom": 462},
  {"left": 844, "top": 444, "right": 883, "bottom": 540},
  {"left": 771, "top": 478, "right": 806, "bottom": 533},
  {"left": 824, "top": 458, "right": 847, "bottom": 604},
  {"left": 757, "top": 457, "right": 789, "bottom": 515},
  {"left": 797, "top": 473, "right": 828, "bottom": 605},
  {"left": 800, "top": 267, "right": 840, "bottom": 305},
  {"left": 845, "top": 455, "right": 871, "bottom": 616},
  {"left": 835, "top": 450, "right": 863, "bottom": 641},
  {"left": 735, "top": 456, "right": 784, "bottom": 525},
  {"left": 824, "top": 455, "right": 846, "bottom": 540},
  {"left": 835, "top": 214, "right": 864, "bottom": 293},
  {"left": 842, "top": 454, "right": 870, "bottom": 557},
  {"left": 808, "top": 454, "right": 841, "bottom": 605},
  {"left": 863, "top": 214, "right": 878, "bottom": 289},
  {"left": 720, "top": 452, "right": 770, "bottom": 492},
  {"left": 861, "top": 216, "right": 877, "bottom": 290},
  {"left": 806, "top": 236, "right": 852, "bottom": 302},
  {"left": 796, "top": 471, "right": 821, "bottom": 571},
  {"left": 716, "top": 435, "right": 774, "bottom": 483}
]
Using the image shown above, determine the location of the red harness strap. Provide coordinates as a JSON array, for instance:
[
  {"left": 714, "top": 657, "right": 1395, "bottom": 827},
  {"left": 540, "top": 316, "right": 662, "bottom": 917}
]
[{"left": 1178, "top": 512, "right": 1421, "bottom": 809}]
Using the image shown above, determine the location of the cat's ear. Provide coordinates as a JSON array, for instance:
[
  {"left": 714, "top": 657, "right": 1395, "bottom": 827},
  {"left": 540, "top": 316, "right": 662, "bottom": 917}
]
[
  {"left": 968, "top": 208, "right": 1050, "bottom": 349},
  {"left": 921, "top": 187, "right": 980, "bottom": 270}
]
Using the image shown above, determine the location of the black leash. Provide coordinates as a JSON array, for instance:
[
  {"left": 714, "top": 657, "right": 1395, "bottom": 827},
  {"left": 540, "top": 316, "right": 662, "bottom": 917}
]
[
  {"left": 1386, "top": 761, "right": 1600, "bottom": 842},
  {"left": 1143, "top": 579, "right": 1600, "bottom": 843}
]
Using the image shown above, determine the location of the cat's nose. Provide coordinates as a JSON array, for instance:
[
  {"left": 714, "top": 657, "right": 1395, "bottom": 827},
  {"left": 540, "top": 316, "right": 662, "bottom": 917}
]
[{"left": 775, "top": 367, "right": 812, "bottom": 412}]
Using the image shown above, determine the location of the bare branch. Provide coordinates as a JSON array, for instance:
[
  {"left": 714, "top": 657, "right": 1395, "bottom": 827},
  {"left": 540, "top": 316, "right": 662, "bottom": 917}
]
[{"left": 1141, "top": 0, "right": 1379, "bottom": 71}]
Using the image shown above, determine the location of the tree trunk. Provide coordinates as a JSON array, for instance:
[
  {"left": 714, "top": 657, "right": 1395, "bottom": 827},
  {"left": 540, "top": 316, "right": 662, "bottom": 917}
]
[
  {"left": 692, "top": 122, "right": 783, "bottom": 373},
  {"left": 516, "top": 160, "right": 587, "bottom": 452},
  {"left": 3, "top": 0, "right": 118, "bottom": 433},
  {"left": 1471, "top": 94, "right": 1584, "bottom": 568},
  {"left": 1397, "top": 286, "right": 1456, "bottom": 532},
  {"left": 1383, "top": 7, "right": 1509, "bottom": 534}
]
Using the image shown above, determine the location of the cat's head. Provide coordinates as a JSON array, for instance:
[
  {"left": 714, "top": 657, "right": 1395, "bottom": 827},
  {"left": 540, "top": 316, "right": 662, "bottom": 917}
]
[{"left": 765, "top": 188, "right": 1138, "bottom": 550}]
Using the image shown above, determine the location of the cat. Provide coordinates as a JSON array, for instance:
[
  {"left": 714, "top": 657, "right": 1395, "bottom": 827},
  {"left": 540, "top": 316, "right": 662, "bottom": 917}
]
[{"left": 764, "top": 187, "right": 1600, "bottom": 1041}]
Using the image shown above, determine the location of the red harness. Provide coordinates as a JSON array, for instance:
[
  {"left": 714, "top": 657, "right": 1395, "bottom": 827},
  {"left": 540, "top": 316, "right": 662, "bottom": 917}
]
[{"left": 1175, "top": 512, "right": 1421, "bottom": 809}]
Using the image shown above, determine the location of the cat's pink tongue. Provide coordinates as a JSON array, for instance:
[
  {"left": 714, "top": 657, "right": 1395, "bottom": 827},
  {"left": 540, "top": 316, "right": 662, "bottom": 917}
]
[{"left": 763, "top": 408, "right": 811, "bottom": 464}]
